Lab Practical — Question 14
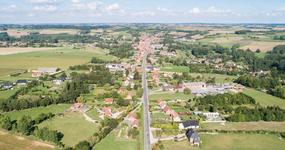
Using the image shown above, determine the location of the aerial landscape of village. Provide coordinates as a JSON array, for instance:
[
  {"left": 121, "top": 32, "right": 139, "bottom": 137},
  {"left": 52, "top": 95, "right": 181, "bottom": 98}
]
[{"left": 1, "top": 0, "right": 285, "bottom": 150}]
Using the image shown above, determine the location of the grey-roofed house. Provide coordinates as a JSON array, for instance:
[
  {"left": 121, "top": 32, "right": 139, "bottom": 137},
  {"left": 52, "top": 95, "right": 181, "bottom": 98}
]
[
  {"left": 179, "top": 120, "right": 199, "bottom": 130},
  {"left": 17, "top": 80, "right": 27, "bottom": 85},
  {"left": 3, "top": 82, "right": 13, "bottom": 89},
  {"left": 186, "top": 128, "right": 200, "bottom": 145},
  {"left": 37, "top": 68, "right": 60, "bottom": 73}
]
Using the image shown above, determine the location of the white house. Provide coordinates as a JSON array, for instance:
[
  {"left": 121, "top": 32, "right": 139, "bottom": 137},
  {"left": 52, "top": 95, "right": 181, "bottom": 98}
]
[{"left": 179, "top": 120, "right": 199, "bottom": 130}]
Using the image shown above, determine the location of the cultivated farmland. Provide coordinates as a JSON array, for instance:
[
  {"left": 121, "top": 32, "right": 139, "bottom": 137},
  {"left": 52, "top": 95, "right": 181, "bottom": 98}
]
[
  {"left": 0, "top": 47, "right": 64, "bottom": 55},
  {"left": 240, "top": 41, "right": 285, "bottom": 52}
]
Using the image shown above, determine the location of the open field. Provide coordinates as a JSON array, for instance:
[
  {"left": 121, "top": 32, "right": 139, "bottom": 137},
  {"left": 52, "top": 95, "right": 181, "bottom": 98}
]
[
  {"left": 240, "top": 41, "right": 285, "bottom": 52},
  {"left": 160, "top": 66, "right": 189, "bottom": 73},
  {"left": 200, "top": 133, "right": 285, "bottom": 150},
  {"left": 242, "top": 89, "right": 285, "bottom": 109},
  {"left": 86, "top": 108, "right": 102, "bottom": 121},
  {"left": 211, "top": 37, "right": 228, "bottom": 43},
  {"left": 255, "top": 52, "right": 268, "bottom": 58},
  {"left": 149, "top": 92, "right": 194, "bottom": 100},
  {"left": 38, "top": 110, "right": 100, "bottom": 147},
  {"left": 161, "top": 133, "right": 285, "bottom": 150},
  {"left": 39, "top": 29, "right": 78, "bottom": 35},
  {"left": 209, "top": 30, "right": 235, "bottom": 34},
  {"left": 169, "top": 31, "right": 188, "bottom": 36},
  {"left": 0, "top": 130, "right": 56, "bottom": 150},
  {"left": 0, "top": 89, "right": 18, "bottom": 99},
  {"left": 0, "top": 48, "right": 115, "bottom": 75},
  {"left": 201, "top": 121, "right": 285, "bottom": 131},
  {"left": 92, "top": 131, "right": 136, "bottom": 150},
  {"left": 0, "top": 30, "right": 29, "bottom": 37},
  {"left": 188, "top": 73, "right": 237, "bottom": 83},
  {"left": 3, "top": 104, "right": 71, "bottom": 121},
  {"left": 0, "top": 47, "right": 64, "bottom": 55}
]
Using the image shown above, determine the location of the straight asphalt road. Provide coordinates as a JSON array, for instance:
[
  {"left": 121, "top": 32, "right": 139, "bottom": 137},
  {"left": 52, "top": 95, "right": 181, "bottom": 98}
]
[{"left": 143, "top": 42, "right": 151, "bottom": 150}]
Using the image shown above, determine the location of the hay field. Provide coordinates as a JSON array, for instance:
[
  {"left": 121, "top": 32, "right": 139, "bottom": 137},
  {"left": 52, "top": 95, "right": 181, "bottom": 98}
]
[
  {"left": 0, "top": 30, "right": 29, "bottom": 37},
  {"left": 240, "top": 41, "right": 285, "bottom": 52},
  {"left": 0, "top": 131, "right": 56, "bottom": 150},
  {"left": 209, "top": 30, "right": 235, "bottom": 34},
  {"left": 39, "top": 29, "right": 78, "bottom": 35},
  {"left": 0, "top": 47, "right": 63, "bottom": 55},
  {"left": 169, "top": 31, "right": 188, "bottom": 36},
  {"left": 191, "top": 34, "right": 204, "bottom": 39},
  {"left": 211, "top": 37, "right": 228, "bottom": 43}
]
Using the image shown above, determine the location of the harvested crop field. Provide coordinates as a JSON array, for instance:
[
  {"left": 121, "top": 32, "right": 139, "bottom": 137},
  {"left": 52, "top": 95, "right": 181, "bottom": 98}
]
[
  {"left": 0, "top": 47, "right": 63, "bottom": 55},
  {"left": 0, "top": 30, "right": 29, "bottom": 37},
  {"left": 39, "top": 30, "right": 78, "bottom": 35},
  {"left": 169, "top": 31, "right": 188, "bottom": 36},
  {"left": 240, "top": 41, "right": 285, "bottom": 52},
  {"left": 209, "top": 30, "right": 235, "bottom": 34},
  {"left": 191, "top": 34, "right": 204, "bottom": 39},
  {"left": 211, "top": 37, "right": 228, "bottom": 43}
]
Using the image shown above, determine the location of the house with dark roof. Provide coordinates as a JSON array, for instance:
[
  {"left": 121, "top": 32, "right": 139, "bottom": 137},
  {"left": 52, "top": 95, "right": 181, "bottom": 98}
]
[
  {"left": 186, "top": 128, "right": 200, "bottom": 145},
  {"left": 179, "top": 120, "right": 199, "bottom": 130},
  {"left": 3, "top": 82, "right": 13, "bottom": 89},
  {"left": 17, "top": 80, "right": 27, "bottom": 85}
]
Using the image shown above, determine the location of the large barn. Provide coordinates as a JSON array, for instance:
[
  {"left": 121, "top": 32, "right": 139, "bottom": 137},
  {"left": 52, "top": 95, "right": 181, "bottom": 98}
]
[{"left": 183, "top": 82, "right": 206, "bottom": 88}]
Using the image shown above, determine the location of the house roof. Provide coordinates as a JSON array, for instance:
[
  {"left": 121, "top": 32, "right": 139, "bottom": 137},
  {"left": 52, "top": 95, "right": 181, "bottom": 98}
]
[
  {"left": 159, "top": 102, "right": 165, "bottom": 107},
  {"left": 105, "top": 99, "right": 114, "bottom": 103},
  {"left": 37, "top": 68, "right": 59, "bottom": 72},
  {"left": 71, "top": 103, "right": 84, "bottom": 108},
  {"left": 132, "top": 119, "right": 139, "bottom": 127},
  {"left": 128, "top": 113, "right": 137, "bottom": 119},
  {"left": 163, "top": 105, "right": 171, "bottom": 112},
  {"left": 126, "top": 93, "right": 132, "bottom": 98},
  {"left": 102, "top": 106, "right": 112, "bottom": 115},
  {"left": 186, "top": 129, "right": 199, "bottom": 143},
  {"left": 3, "top": 82, "right": 13, "bottom": 86},
  {"left": 157, "top": 98, "right": 163, "bottom": 104},
  {"left": 17, "top": 80, "right": 27, "bottom": 84},
  {"left": 182, "top": 120, "right": 199, "bottom": 128},
  {"left": 171, "top": 111, "right": 180, "bottom": 118},
  {"left": 184, "top": 82, "right": 206, "bottom": 86},
  {"left": 32, "top": 72, "right": 42, "bottom": 76},
  {"left": 118, "top": 87, "right": 125, "bottom": 92}
]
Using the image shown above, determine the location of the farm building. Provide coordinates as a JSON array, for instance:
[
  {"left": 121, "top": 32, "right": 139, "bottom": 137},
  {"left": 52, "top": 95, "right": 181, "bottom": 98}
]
[
  {"left": 179, "top": 120, "right": 199, "bottom": 130},
  {"left": 37, "top": 68, "right": 60, "bottom": 73},
  {"left": 186, "top": 129, "right": 200, "bottom": 145},
  {"left": 163, "top": 85, "right": 174, "bottom": 91},
  {"left": 183, "top": 82, "right": 206, "bottom": 88}
]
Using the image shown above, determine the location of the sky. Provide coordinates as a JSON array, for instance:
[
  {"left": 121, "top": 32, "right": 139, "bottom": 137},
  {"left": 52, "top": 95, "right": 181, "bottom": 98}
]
[{"left": 0, "top": 0, "right": 285, "bottom": 24}]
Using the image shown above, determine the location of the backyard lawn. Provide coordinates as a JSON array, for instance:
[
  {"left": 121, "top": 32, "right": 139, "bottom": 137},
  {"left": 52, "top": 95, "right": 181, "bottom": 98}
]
[
  {"left": 242, "top": 89, "right": 285, "bottom": 109},
  {"left": 3, "top": 104, "right": 71, "bottom": 121},
  {"left": 37, "top": 111, "right": 100, "bottom": 147}
]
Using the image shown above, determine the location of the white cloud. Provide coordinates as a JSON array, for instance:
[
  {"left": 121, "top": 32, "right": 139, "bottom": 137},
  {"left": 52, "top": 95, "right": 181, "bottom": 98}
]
[
  {"left": 28, "top": 13, "right": 36, "bottom": 17},
  {"left": 207, "top": 7, "right": 230, "bottom": 13},
  {"left": 157, "top": 7, "right": 171, "bottom": 12},
  {"left": 189, "top": 7, "right": 200, "bottom": 14},
  {"left": 71, "top": 3, "right": 85, "bottom": 10},
  {"left": 24, "top": 0, "right": 62, "bottom": 4},
  {"left": 1, "top": 5, "right": 18, "bottom": 12},
  {"left": 87, "top": 1, "right": 103, "bottom": 10},
  {"left": 131, "top": 11, "right": 154, "bottom": 17},
  {"left": 276, "top": 7, "right": 285, "bottom": 11},
  {"left": 34, "top": 5, "right": 57, "bottom": 12},
  {"left": 70, "top": 0, "right": 88, "bottom": 3},
  {"left": 105, "top": 3, "right": 119, "bottom": 11}
]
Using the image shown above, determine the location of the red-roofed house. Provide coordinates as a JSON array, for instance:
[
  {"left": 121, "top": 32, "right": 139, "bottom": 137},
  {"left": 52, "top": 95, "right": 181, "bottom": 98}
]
[
  {"left": 101, "top": 106, "right": 112, "bottom": 116},
  {"left": 105, "top": 99, "right": 114, "bottom": 104},
  {"left": 89, "top": 67, "right": 93, "bottom": 72},
  {"left": 137, "top": 68, "right": 142, "bottom": 72},
  {"left": 157, "top": 98, "right": 163, "bottom": 104},
  {"left": 70, "top": 103, "right": 84, "bottom": 109},
  {"left": 123, "top": 78, "right": 130, "bottom": 86},
  {"left": 171, "top": 111, "right": 181, "bottom": 122},
  {"left": 118, "top": 87, "right": 125, "bottom": 94},
  {"left": 127, "top": 113, "right": 137, "bottom": 120},
  {"left": 163, "top": 105, "right": 172, "bottom": 115},
  {"left": 132, "top": 119, "right": 139, "bottom": 128},
  {"left": 229, "top": 68, "right": 233, "bottom": 71},
  {"left": 32, "top": 72, "right": 42, "bottom": 77},
  {"left": 126, "top": 93, "right": 132, "bottom": 99}
]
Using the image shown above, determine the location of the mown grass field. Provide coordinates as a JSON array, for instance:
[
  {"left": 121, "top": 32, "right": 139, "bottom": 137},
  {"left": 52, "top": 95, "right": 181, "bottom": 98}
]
[
  {"left": 86, "top": 108, "right": 102, "bottom": 121},
  {"left": 0, "top": 47, "right": 115, "bottom": 75},
  {"left": 200, "top": 133, "right": 285, "bottom": 150},
  {"left": 201, "top": 121, "right": 285, "bottom": 132},
  {"left": 189, "top": 73, "right": 237, "bottom": 83},
  {"left": 92, "top": 131, "right": 136, "bottom": 150},
  {"left": 3, "top": 104, "right": 71, "bottom": 121},
  {"left": 38, "top": 111, "right": 100, "bottom": 147},
  {"left": 0, "top": 130, "right": 56, "bottom": 150},
  {"left": 242, "top": 89, "right": 285, "bottom": 109},
  {"left": 160, "top": 66, "right": 189, "bottom": 73},
  {"left": 149, "top": 92, "right": 194, "bottom": 100},
  {"left": 161, "top": 133, "right": 285, "bottom": 150},
  {"left": 0, "top": 89, "right": 18, "bottom": 99}
]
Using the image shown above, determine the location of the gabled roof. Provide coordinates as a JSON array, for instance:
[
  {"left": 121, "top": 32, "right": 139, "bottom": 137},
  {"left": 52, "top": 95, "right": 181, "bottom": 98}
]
[
  {"left": 17, "top": 80, "right": 27, "bottom": 84},
  {"left": 171, "top": 111, "right": 180, "bottom": 118},
  {"left": 105, "top": 99, "right": 114, "bottom": 103},
  {"left": 3, "top": 82, "right": 13, "bottom": 86},
  {"left": 71, "top": 103, "right": 84, "bottom": 108},
  {"left": 157, "top": 98, "right": 163, "bottom": 104},
  {"left": 182, "top": 120, "right": 199, "bottom": 128},
  {"left": 132, "top": 119, "right": 139, "bottom": 127},
  {"left": 128, "top": 113, "right": 137, "bottom": 119},
  {"left": 163, "top": 105, "right": 171, "bottom": 112},
  {"left": 186, "top": 128, "right": 199, "bottom": 143},
  {"left": 126, "top": 93, "right": 132, "bottom": 98}
]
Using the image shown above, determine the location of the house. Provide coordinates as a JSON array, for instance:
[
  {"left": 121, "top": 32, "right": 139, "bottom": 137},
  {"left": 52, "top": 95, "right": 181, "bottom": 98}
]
[
  {"left": 126, "top": 93, "right": 132, "bottom": 99},
  {"left": 132, "top": 119, "right": 139, "bottom": 128},
  {"left": 179, "top": 120, "right": 199, "bottom": 130},
  {"left": 37, "top": 68, "right": 60, "bottom": 73},
  {"left": 123, "top": 78, "right": 130, "bottom": 86},
  {"left": 186, "top": 128, "right": 200, "bottom": 145},
  {"left": 203, "top": 112, "right": 219, "bottom": 117},
  {"left": 32, "top": 72, "right": 42, "bottom": 77},
  {"left": 53, "top": 79, "right": 63, "bottom": 85},
  {"left": 183, "top": 82, "right": 206, "bottom": 88},
  {"left": 89, "top": 67, "right": 93, "bottom": 72},
  {"left": 157, "top": 98, "right": 163, "bottom": 104},
  {"left": 163, "top": 85, "right": 174, "bottom": 91},
  {"left": 127, "top": 113, "right": 137, "bottom": 120},
  {"left": 17, "top": 80, "right": 28, "bottom": 85},
  {"left": 3, "top": 82, "right": 13, "bottom": 89},
  {"left": 229, "top": 68, "right": 233, "bottom": 71},
  {"left": 70, "top": 103, "right": 84, "bottom": 109},
  {"left": 130, "top": 82, "right": 135, "bottom": 88},
  {"left": 105, "top": 99, "right": 114, "bottom": 104},
  {"left": 171, "top": 111, "right": 181, "bottom": 122},
  {"left": 159, "top": 101, "right": 166, "bottom": 108},
  {"left": 163, "top": 105, "right": 172, "bottom": 115},
  {"left": 102, "top": 106, "right": 112, "bottom": 116},
  {"left": 118, "top": 87, "right": 125, "bottom": 94}
]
